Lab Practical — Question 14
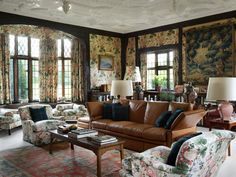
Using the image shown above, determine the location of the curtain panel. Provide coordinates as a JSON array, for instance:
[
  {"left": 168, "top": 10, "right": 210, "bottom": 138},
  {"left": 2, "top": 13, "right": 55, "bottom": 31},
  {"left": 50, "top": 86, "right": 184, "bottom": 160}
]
[
  {"left": 39, "top": 37, "right": 58, "bottom": 103},
  {"left": 0, "top": 34, "right": 10, "bottom": 104},
  {"left": 71, "top": 38, "right": 84, "bottom": 102}
]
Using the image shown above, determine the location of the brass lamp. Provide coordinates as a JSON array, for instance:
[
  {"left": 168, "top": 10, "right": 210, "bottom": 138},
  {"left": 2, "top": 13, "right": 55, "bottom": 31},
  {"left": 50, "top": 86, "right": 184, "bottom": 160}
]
[{"left": 206, "top": 77, "right": 236, "bottom": 121}]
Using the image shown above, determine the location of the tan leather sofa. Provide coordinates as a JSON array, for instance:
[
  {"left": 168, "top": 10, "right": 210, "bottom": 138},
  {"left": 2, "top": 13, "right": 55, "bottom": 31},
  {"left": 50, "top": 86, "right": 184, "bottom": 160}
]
[{"left": 87, "top": 100, "right": 205, "bottom": 152}]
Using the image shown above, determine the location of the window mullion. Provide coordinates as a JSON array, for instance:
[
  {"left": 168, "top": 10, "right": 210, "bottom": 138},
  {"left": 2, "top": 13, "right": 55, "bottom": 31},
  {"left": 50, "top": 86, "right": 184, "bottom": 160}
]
[
  {"left": 28, "top": 37, "right": 32, "bottom": 102},
  {"left": 62, "top": 39, "right": 65, "bottom": 97},
  {"left": 14, "top": 36, "right": 18, "bottom": 102}
]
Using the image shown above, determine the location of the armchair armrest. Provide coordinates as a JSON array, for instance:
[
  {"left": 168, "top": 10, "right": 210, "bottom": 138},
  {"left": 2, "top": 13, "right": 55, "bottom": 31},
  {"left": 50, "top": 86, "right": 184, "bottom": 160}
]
[{"left": 49, "top": 115, "right": 65, "bottom": 121}]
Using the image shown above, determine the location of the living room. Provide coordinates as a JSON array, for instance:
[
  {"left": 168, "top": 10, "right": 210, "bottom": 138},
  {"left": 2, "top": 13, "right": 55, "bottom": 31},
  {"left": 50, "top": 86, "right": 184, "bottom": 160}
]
[{"left": 0, "top": 0, "right": 236, "bottom": 177}]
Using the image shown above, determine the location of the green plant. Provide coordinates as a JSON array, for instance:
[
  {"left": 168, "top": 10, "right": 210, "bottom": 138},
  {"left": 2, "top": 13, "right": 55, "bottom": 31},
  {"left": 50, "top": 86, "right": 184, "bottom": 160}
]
[{"left": 152, "top": 75, "right": 167, "bottom": 88}]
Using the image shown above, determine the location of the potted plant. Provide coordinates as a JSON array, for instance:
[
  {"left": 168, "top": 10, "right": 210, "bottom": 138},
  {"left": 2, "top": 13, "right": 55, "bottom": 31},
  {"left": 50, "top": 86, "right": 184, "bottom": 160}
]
[{"left": 152, "top": 75, "right": 167, "bottom": 92}]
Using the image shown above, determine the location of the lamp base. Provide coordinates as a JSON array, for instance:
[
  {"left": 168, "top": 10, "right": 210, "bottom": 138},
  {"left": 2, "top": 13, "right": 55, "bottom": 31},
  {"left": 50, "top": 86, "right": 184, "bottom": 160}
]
[{"left": 218, "top": 101, "right": 234, "bottom": 121}]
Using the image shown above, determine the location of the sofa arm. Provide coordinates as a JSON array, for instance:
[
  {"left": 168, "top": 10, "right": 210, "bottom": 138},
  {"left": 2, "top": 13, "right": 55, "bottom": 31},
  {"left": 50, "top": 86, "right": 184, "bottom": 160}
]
[
  {"left": 86, "top": 102, "right": 103, "bottom": 121},
  {"left": 170, "top": 109, "right": 206, "bottom": 130}
]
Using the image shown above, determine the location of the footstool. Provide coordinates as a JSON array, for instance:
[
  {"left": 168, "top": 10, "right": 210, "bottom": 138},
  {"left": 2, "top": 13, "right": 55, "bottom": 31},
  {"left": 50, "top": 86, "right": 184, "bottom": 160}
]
[{"left": 0, "top": 108, "right": 22, "bottom": 135}]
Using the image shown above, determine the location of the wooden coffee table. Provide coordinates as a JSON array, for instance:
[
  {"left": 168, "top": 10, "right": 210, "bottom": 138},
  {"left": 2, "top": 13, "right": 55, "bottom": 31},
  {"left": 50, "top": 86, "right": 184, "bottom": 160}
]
[
  {"left": 49, "top": 130, "right": 125, "bottom": 177},
  {"left": 208, "top": 118, "right": 236, "bottom": 156}
]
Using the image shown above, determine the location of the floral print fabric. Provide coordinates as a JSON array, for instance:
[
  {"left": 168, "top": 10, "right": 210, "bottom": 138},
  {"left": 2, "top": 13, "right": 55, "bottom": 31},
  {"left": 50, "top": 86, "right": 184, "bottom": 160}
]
[
  {"left": 18, "top": 104, "right": 64, "bottom": 146},
  {"left": 120, "top": 130, "right": 235, "bottom": 177}
]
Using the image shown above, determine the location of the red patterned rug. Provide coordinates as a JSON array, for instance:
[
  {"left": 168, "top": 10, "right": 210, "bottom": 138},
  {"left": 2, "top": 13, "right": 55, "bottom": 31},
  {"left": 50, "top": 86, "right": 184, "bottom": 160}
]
[{"left": 0, "top": 143, "right": 131, "bottom": 177}]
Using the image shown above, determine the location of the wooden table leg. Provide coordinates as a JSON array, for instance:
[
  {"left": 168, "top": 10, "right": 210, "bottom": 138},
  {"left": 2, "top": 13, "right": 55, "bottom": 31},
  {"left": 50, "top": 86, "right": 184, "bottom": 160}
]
[
  {"left": 71, "top": 143, "right": 74, "bottom": 150},
  {"left": 120, "top": 144, "right": 124, "bottom": 160},
  {"left": 97, "top": 151, "right": 101, "bottom": 177},
  {"left": 49, "top": 134, "right": 53, "bottom": 154},
  {"left": 228, "top": 144, "right": 231, "bottom": 156}
]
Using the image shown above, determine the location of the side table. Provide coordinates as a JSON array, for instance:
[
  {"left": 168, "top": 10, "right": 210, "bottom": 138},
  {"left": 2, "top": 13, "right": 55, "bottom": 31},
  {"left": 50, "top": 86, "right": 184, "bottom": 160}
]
[{"left": 208, "top": 118, "right": 236, "bottom": 156}]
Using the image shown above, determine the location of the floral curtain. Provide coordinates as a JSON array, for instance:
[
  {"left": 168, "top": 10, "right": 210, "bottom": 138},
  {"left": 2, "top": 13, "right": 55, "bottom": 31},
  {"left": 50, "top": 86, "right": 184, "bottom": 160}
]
[
  {"left": 39, "top": 36, "right": 58, "bottom": 103},
  {"left": 71, "top": 38, "right": 84, "bottom": 102},
  {"left": 0, "top": 34, "right": 10, "bottom": 104},
  {"left": 140, "top": 53, "right": 147, "bottom": 90}
]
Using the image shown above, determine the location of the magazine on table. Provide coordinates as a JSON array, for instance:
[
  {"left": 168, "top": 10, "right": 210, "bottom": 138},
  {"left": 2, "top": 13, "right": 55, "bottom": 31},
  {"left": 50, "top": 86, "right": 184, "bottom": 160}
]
[
  {"left": 88, "top": 135, "right": 117, "bottom": 143},
  {"left": 71, "top": 129, "right": 97, "bottom": 135},
  {"left": 68, "top": 131, "right": 98, "bottom": 139},
  {"left": 91, "top": 138, "right": 118, "bottom": 145}
]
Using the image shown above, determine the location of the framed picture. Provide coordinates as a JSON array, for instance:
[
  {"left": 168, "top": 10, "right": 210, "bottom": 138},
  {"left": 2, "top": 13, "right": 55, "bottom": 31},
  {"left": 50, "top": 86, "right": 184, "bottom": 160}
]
[{"left": 98, "top": 55, "right": 114, "bottom": 71}]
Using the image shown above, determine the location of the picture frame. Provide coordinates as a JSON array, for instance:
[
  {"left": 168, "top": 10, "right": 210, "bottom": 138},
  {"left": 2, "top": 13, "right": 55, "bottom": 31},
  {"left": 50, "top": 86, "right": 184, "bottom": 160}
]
[{"left": 98, "top": 55, "right": 114, "bottom": 71}]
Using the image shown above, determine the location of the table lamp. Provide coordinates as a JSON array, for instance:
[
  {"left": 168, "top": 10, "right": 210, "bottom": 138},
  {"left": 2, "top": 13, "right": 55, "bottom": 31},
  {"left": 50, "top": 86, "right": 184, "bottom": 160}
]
[
  {"left": 123, "top": 66, "right": 142, "bottom": 99},
  {"left": 110, "top": 80, "right": 133, "bottom": 103},
  {"left": 206, "top": 77, "right": 236, "bottom": 121}
]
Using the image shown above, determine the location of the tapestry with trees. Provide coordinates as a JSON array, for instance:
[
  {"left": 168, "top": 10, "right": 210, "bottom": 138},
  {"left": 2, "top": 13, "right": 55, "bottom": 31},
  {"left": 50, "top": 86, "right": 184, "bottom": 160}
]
[{"left": 185, "top": 25, "right": 233, "bottom": 85}]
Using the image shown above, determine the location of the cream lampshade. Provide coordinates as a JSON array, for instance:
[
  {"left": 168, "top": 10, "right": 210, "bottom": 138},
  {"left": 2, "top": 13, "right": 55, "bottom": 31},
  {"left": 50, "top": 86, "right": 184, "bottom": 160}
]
[
  {"left": 110, "top": 80, "right": 133, "bottom": 99},
  {"left": 206, "top": 77, "right": 236, "bottom": 120}
]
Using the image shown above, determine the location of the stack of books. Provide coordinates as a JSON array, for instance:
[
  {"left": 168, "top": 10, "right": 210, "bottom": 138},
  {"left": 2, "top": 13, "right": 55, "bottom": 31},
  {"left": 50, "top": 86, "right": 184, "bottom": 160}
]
[
  {"left": 68, "top": 128, "right": 98, "bottom": 139},
  {"left": 88, "top": 135, "right": 118, "bottom": 145}
]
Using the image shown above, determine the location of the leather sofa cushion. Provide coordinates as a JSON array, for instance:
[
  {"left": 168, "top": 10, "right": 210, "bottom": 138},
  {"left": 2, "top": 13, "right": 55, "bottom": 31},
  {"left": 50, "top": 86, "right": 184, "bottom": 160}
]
[
  {"left": 91, "top": 119, "right": 113, "bottom": 129},
  {"left": 143, "top": 127, "right": 167, "bottom": 141},
  {"left": 129, "top": 100, "right": 147, "bottom": 123},
  {"left": 106, "top": 121, "right": 134, "bottom": 134},
  {"left": 121, "top": 123, "right": 153, "bottom": 138},
  {"left": 170, "top": 102, "right": 192, "bottom": 112},
  {"left": 87, "top": 102, "right": 103, "bottom": 120},
  {"left": 144, "top": 101, "right": 169, "bottom": 125}
]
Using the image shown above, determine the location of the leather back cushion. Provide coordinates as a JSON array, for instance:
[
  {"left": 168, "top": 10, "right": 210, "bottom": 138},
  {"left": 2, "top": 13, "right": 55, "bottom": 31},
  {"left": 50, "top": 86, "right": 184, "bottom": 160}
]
[
  {"left": 86, "top": 102, "right": 103, "bottom": 120},
  {"left": 129, "top": 100, "right": 147, "bottom": 123},
  {"left": 170, "top": 102, "right": 192, "bottom": 112},
  {"left": 144, "top": 101, "right": 170, "bottom": 125}
]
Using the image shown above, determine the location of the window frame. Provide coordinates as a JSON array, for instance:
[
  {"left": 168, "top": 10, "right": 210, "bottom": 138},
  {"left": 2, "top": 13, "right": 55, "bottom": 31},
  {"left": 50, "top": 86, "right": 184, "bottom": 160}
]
[
  {"left": 10, "top": 35, "right": 40, "bottom": 103},
  {"left": 147, "top": 49, "right": 174, "bottom": 91}
]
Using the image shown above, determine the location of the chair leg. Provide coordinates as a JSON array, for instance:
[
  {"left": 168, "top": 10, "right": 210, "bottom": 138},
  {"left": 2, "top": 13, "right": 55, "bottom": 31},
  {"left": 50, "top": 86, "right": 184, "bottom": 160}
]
[{"left": 8, "top": 129, "right": 11, "bottom": 135}]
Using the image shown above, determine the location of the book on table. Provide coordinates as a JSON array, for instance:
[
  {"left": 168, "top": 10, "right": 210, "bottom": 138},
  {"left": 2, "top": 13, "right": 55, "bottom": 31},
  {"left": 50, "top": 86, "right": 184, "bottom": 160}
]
[
  {"left": 71, "top": 128, "right": 97, "bottom": 135},
  {"left": 68, "top": 131, "right": 98, "bottom": 139},
  {"left": 91, "top": 138, "right": 118, "bottom": 145},
  {"left": 88, "top": 135, "right": 118, "bottom": 143}
]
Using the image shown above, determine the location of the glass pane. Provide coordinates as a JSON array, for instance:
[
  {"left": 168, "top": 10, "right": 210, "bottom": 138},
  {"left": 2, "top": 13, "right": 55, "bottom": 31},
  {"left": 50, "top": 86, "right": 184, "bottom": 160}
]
[
  {"left": 169, "top": 69, "right": 174, "bottom": 90},
  {"left": 57, "top": 39, "right": 61, "bottom": 57},
  {"left": 157, "top": 53, "right": 167, "bottom": 66},
  {"left": 64, "top": 60, "right": 71, "bottom": 99},
  {"left": 10, "top": 59, "right": 14, "bottom": 101},
  {"left": 147, "top": 53, "right": 155, "bottom": 68},
  {"left": 31, "top": 38, "right": 40, "bottom": 58},
  {"left": 18, "top": 36, "right": 28, "bottom": 56},
  {"left": 57, "top": 60, "right": 62, "bottom": 99},
  {"left": 32, "top": 60, "right": 39, "bottom": 100},
  {"left": 9, "top": 35, "right": 15, "bottom": 56},
  {"left": 157, "top": 70, "right": 167, "bottom": 89},
  {"left": 147, "top": 69, "right": 155, "bottom": 90},
  {"left": 64, "top": 38, "right": 72, "bottom": 58},
  {"left": 169, "top": 51, "right": 174, "bottom": 66},
  {"left": 18, "top": 59, "right": 28, "bottom": 101}
]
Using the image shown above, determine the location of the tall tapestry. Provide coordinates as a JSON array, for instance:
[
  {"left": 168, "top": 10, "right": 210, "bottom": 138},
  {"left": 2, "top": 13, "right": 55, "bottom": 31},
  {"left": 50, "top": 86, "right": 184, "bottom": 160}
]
[{"left": 185, "top": 25, "right": 233, "bottom": 84}]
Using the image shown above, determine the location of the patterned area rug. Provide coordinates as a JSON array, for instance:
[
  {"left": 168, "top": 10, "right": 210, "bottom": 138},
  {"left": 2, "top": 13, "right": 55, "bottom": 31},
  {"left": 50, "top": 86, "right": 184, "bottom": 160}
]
[{"left": 0, "top": 143, "right": 132, "bottom": 177}]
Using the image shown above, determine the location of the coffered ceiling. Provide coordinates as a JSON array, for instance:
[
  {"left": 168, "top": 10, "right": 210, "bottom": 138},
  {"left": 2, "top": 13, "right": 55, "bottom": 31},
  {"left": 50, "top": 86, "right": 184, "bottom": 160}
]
[{"left": 0, "top": 0, "right": 236, "bottom": 33}]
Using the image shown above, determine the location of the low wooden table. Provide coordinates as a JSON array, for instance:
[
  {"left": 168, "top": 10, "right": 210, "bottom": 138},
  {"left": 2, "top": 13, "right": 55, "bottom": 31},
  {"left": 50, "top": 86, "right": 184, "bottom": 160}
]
[
  {"left": 49, "top": 130, "right": 125, "bottom": 177},
  {"left": 208, "top": 118, "right": 236, "bottom": 156}
]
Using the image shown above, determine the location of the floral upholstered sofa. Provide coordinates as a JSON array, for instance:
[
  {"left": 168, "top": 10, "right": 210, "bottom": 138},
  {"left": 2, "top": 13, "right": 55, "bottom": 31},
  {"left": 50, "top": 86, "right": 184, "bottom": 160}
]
[
  {"left": 120, "top": 130, "right": 235, "bottom": 177},
  {"left": 52, "top": 103, "right": 88, "bottom": 120},
  {"left": 18, "top": 104, "right": 64, "bottom": 146}
]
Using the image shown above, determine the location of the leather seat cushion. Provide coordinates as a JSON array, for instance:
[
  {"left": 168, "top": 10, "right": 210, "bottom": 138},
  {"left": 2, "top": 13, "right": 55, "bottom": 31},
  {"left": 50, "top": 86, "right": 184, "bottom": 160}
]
[
  {"left": 106, "top": 121, "right": 134, "bottom": 134},
  {"left": 91, "top": 119, "right": 113, "bottom": 129},
  {"left": 121, "top": 123, "right": 154, "bottom": 138},
  {"left": 143, "top": 127, "right": 167, "bottom": 141}
]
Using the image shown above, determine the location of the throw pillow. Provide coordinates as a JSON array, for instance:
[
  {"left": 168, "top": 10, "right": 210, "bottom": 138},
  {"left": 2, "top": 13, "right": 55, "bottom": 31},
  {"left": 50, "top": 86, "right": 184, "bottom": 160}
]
[
  {"left": 112, "top": 103, "right": 130, "bottom": 121},
  {"left": 164, "top": 109, "right": 183, "bottom": 129},
  {"left": 166, "top": 132, "right": 202, "bottom": 166},
  {"left": 155, "top": 111, "right": 172, "bottom": 127},
  {"left": 103, "top": 103, "right": 113, "bottom": 119},
  {"left": 29, "top": 107, "right": 48, "bottom": 122}
]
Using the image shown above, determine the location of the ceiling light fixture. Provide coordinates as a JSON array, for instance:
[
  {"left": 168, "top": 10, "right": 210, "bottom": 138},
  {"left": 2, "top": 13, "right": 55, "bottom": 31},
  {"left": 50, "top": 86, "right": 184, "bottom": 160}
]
[{"left": 62, "top": 0, "right": 71, "bottom": 14}]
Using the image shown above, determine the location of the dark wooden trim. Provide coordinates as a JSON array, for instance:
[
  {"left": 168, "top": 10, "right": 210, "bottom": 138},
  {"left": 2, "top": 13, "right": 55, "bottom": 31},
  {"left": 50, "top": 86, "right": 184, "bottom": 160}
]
[
  {"left": 178, "top": 27, "right": 183, "bottom": 84},
  {"left": 135, "top": 37, "right": 139, "bottom": 67},
  {"left": 14, "top": 36, "right": 18, "bottom": 102},
  {"left": 232, "top": 24, "right": 235, "bottom": 76},
  {"left": 125, "top": 10, "right": 236, "bottom": 37},
  {"left": 121, "top": 36, "right": 128, "bottom": 79},
  {"left": 28, "top": 37, "right": 32, "bottom": 101},
  {"left": 138, "top": 44, "right": 178, "bottom": 53}
]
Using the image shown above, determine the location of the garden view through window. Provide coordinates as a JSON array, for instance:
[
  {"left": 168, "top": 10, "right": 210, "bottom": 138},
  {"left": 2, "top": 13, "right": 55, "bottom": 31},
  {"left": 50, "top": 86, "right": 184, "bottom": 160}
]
[{"left": 146, "top": 50, "right": 174, "bottom": 90}]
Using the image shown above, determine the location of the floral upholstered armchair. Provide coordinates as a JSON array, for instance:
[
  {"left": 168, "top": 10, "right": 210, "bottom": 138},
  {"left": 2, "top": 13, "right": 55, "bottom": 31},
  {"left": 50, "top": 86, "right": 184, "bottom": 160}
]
[
  {"left": 52, "top": 103, "right": 88, "bottom": 120},
  {"left": 18, "top": 104, "right": 64, "bottom": 146},
  {"left": 120, "top": 130, "right": 235, "bottom": 177}
]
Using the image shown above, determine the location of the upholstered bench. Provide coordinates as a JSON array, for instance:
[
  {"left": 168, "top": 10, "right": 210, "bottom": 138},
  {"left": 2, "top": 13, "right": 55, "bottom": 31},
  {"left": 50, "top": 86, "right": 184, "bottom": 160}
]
[{"left": 0, "top": 108, "right": 22, "bottom": 135}]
